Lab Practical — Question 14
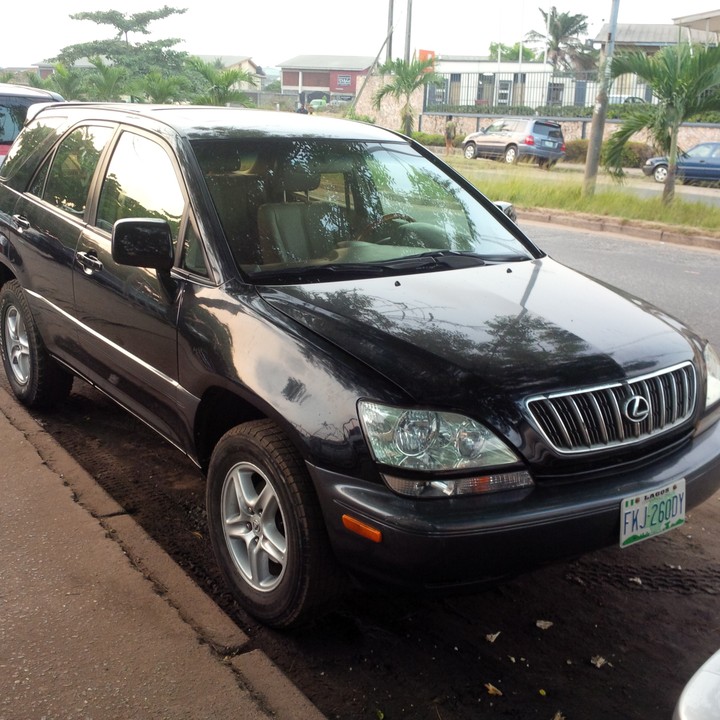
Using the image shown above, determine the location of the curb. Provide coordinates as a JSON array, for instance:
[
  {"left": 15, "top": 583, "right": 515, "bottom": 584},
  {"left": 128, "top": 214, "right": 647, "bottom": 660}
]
[
  {"left": 517, "top": 208, "right": 720, "bottom": 252},
  {"left": 0, "top": 386, "right": 326, "bottom": 720}
]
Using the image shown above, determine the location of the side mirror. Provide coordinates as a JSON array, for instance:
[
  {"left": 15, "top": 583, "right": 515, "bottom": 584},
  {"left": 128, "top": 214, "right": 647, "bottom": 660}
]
[{"left": 112, "top": 218, "right": 174, "bottom": 271}]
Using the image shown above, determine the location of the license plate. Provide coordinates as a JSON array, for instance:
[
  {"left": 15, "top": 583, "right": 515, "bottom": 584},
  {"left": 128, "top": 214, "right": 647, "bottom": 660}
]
[
  {"left": 619, "top": 479, "right": 686, "bottom": 548},
  {"left": 542, "top": 140, "right": 555, "bottom": 148}
]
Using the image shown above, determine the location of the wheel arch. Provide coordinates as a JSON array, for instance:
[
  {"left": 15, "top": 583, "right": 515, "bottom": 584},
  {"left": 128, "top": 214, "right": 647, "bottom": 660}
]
[{"left": 193, "top": 386, "right": 268, "bottom": 473}]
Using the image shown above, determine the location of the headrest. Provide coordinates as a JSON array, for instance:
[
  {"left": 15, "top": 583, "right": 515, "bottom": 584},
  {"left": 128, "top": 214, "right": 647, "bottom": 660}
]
[{"left": 276, "top": 169, "right": 320, "bottom": 193}]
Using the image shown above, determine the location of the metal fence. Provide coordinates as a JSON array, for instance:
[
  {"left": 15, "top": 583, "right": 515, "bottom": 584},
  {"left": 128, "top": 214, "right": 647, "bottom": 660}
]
[{"left": 425, "top": 71, "right": 653, "bottom": 115}]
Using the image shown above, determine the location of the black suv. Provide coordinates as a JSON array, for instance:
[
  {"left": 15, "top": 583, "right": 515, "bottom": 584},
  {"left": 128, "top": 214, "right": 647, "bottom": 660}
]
[
  {"left": 0, "top": 103, "right": 718, "bottom": 627},
  {"left": 0, "top": 83, "right": 64, "bottom": 166},
  {"left": 462, "top": 117, "right": 565, "bottom": 166}
]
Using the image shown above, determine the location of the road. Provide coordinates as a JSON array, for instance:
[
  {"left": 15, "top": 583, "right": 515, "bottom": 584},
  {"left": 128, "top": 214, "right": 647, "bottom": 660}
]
[{"left": 12, "top": 222, "right": 720, "bottom": 720}]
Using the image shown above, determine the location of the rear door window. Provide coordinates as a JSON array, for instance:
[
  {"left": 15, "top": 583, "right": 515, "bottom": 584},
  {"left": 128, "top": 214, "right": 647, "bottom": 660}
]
[{"left": 34, "top": 125, "right": 114, "bottom": 216}]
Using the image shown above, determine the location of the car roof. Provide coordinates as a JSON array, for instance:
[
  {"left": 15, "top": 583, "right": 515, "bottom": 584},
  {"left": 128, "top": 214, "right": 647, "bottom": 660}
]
[
  {"left": 30, "top": 102, "right": 403, "bottom": 143},
  {"left": 0, "top": 83, "right": 63, "bottom": 101}
]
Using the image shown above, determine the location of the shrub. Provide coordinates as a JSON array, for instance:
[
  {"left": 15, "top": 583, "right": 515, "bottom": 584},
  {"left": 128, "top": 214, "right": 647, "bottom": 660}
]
[
  {"left": 600, "top": 140, "right": 655, "bottom": 168},
  {"left": 564, "top": 139, "right": 654, "bottom": 167},
  {"left": 564, "top": 139, "right": 588, "bottom": 163}
]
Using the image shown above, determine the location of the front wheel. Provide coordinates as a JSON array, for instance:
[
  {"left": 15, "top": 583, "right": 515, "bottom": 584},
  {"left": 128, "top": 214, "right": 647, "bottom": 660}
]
[
  {"left": 0, "top": 280, "right": 73, "bottom": 408},
  {"left": 463, "top": 143, "right": 477, "bottom": 160},
  {"left": 206, "top": 419, "right": 342, "bottom": 628},
  {"left": 653, "top": 164, "right": 668, "bottom": 183}
]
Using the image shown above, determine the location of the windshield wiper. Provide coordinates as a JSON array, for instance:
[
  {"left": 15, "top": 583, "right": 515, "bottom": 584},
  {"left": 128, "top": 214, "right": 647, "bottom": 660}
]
[
  {"left": 250, "top": 262, "right": 404, "bottom": 283},
  {"left": 250, "top": 252, "right": 497, "bottom": 284}
]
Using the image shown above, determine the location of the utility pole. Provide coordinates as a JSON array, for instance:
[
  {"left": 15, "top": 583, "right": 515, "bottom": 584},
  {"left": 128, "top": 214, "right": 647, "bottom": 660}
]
[
  {"left": 386, "top": 0, "right": 394, "bottom": 63},
  {"left": 582, "top": 0, "right": 621, "bottom": 197},
  {"left": 404, "top": 0, "right": 413, "bottom": 63}
]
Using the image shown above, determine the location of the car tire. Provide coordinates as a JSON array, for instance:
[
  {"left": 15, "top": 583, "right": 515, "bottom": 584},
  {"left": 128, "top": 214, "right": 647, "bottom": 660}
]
[
  {"left": 206, "top": 419, "right": 343, "bottom": 628},
  {"left": 653, "top": 164, "right": 668, "bottom": 183},
  {"left": 463, "top": 143, "right": 476, "bottom": 160},
  {"left": 504, "top": 145, "right": 518, "bottom": 164},
  {"left": 0, "top": 280, "right": 73, "bottom": 408}
]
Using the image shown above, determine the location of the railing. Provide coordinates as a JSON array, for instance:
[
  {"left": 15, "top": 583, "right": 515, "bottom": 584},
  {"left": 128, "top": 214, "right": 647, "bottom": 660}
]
[{"left": 425, "top": 70, "right": 653, "bottom": 116}]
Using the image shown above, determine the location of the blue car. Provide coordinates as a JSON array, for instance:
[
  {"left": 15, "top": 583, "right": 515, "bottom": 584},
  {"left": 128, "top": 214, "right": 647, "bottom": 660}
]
[{"left": 643, "top": 142, "right": 720, "bottom": 184}]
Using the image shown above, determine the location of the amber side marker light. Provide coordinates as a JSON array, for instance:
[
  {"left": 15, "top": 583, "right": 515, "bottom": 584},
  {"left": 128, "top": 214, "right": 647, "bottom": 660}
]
[{"left": 342, "top": 514, "right": 383, "bottom": 543}]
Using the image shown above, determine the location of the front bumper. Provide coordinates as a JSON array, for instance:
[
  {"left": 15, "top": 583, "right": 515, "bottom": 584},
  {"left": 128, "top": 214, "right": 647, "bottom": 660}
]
[
  {"left": 308, "top": 419, "right": 720, "bottom": 590},
  {"left": 642, "top": 164, "right": 656, "bottom": 176}
]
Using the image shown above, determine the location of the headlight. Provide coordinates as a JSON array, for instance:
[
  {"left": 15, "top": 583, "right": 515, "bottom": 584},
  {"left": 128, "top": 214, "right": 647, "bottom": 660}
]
[
  {"left": 358, "top": 401, "right": 533, "bottom": 498},
  {"left": 704, "top": 343, "right": 720, "bottom": 409}
]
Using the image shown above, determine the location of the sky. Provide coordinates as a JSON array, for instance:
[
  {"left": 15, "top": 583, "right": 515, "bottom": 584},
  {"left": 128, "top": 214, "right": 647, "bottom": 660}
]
[{"left": 3, "top": 0, "right": 718, "bottom": 70}]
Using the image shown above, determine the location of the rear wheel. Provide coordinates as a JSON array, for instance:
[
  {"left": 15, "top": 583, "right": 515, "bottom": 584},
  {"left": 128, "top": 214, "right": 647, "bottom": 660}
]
[
  {"left": 206, "top": 419, "right": 342, "bottom": 628},
  {"left": 504, "top": 145, "right": 518, "bottom": 164},
  {"left": 0, "top": 280, "right": 73, "bottom": 408}
]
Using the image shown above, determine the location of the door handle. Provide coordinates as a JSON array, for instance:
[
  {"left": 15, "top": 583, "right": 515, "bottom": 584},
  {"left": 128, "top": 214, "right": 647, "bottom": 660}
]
[
  {"left": 76, "top": 250, "right": 103, "bottom": 274},
  {"left": 12, "top": 215, "right": 30, "bottom": 230}
]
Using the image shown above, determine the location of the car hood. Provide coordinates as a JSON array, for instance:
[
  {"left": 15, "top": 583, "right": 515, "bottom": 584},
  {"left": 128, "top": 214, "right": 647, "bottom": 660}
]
[{"left": 257, "top": 258, "right": 695, "bottom": 415}]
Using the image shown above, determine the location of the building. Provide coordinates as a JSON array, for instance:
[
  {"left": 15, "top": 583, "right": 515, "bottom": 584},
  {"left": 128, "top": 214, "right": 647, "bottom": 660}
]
[{"left": 277, "top": 55, "right": 375, "bottom": 105}]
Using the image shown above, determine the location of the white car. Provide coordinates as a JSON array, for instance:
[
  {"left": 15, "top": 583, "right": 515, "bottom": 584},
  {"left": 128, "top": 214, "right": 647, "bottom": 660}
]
[{"left": 674, "top": 649, "right": 720, "bottom": 720}]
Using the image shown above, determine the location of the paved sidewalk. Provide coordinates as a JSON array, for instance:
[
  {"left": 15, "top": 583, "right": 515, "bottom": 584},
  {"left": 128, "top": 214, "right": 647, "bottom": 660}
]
[{"left": 0, "top": 387, "right": 325, "bottom": 720}]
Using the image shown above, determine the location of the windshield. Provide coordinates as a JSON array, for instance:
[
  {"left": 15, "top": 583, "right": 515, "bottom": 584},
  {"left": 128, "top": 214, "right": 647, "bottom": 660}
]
[{"left": 192, "top": 137, "right": 535, "bottom": 282}]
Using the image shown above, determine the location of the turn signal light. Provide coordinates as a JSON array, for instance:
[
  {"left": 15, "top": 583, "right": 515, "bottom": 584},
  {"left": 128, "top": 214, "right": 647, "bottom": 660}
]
[{"left": 341, "top": 514, "right": 383, "bottom": 543}]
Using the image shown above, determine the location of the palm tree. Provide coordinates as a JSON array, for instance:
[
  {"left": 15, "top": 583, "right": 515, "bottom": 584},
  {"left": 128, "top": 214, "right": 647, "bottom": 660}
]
[
  {"left": 604, "top": 43, "right": 720, "bottom": 205},
  {"left": 136, "top": 71, "right": 187, "bottom": 104},
  {"left": 526, "top": 7, "right": 595, "bottom": 71},
  {"left": 373, "top": 57, "right": 442, "bottom": 136},
  {"left": 48, "top": 64, "right": 86, "bottom": 101},
  {"left": 85, "top": 57, "right": 127, "bottom": 101},
  {"left": 187, "top": 57, "right": 256, "bottom": 107}
]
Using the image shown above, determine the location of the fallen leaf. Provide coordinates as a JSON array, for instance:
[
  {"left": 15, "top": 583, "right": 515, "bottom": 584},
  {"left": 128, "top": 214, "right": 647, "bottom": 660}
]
[
  {"left": 591, "top": 655, "right": 607, "bottom": 668},
  {"left": 536, "top": 620, "right": 554, "bottom": 630},
  {"left": 539, "top": 688, "right": 547, "bottom": 696},
  {"left": 485, "top": 632, "right": 501, "bottom": 643},
  {"left": 552, "top": 712, "right": 567, "bottom": 720},
  {"left": 629, "top": 576, "right": 643, "bottom": 585},
  {"left": 484, "top": 683, "right": 503, "bottom": 697}
]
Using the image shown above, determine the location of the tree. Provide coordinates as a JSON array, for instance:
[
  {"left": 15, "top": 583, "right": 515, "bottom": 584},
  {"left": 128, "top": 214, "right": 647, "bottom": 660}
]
[
  {"left": 69, "top": 7, "right": 187, "bottom": 44},
  {"left": 489, "top": 42, "right": 539, "bottom": 63},
  {"left": 136, "top": 71, "right": 188, "bottom": 104},
  {"left": 526, "top": 6, "right": 596, "bottom": 71},
  {"left": 56, "top": 6, "right": 189, "bottom": 79},
  {"left": 84, "top": 57, "right": 127, "bottom": 101},
  {"left": 373, "top": 57, "right": 442, "bottom": 136},
  {"left": 47, "top": 64, "right": 87, "bottom": 101},
  {"left": 187, "top": 57, "right": 256, "bottom": 107},
  {"left": 604, "top": 43, "right": 720, "bottom": 205}
]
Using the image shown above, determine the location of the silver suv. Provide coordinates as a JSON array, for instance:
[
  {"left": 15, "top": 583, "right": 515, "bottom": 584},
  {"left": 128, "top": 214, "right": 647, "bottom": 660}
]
[
  {"left": 462, "top": 117, "right": 565, "bottom": 167},
  {"left": 0, "top": 83, "right": 64, "bottom": 166}
]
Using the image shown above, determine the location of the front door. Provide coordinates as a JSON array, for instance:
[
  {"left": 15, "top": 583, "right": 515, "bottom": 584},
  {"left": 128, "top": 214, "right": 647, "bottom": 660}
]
[{"left": 72, "top": 128, "right": 188, "bottom": 446}]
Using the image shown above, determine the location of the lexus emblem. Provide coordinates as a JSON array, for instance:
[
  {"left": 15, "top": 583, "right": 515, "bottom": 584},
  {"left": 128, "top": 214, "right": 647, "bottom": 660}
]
[{"left": 624, "top": 395, "right": 650, "bottom": 423}]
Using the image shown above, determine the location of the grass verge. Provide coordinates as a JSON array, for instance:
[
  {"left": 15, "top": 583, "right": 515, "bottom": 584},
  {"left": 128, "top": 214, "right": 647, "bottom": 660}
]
[{"left": 443, "top": 157, "right": 720, "bottom": 236}]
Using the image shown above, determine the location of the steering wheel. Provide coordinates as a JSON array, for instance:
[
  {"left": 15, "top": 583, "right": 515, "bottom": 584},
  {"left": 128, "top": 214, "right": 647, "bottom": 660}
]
[{"left": 354, "top": 213, "right": 415, "bottom": 243}]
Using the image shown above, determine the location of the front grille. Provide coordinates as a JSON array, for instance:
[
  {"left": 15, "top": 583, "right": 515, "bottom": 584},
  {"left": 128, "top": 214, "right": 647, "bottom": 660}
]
[{"left": 526, "top": 363, "right": 697, "bottom": 454}]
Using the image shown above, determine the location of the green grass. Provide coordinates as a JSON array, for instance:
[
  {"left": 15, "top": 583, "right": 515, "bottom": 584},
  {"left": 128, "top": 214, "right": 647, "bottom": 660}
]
[{"left": 444, "top": 157, "right": 720, "bottom": 236}]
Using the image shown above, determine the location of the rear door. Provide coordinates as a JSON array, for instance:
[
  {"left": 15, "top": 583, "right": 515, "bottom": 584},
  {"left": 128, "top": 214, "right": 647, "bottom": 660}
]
[{"left": 4, "top": 123, "right": 115, "bottom": 363}]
